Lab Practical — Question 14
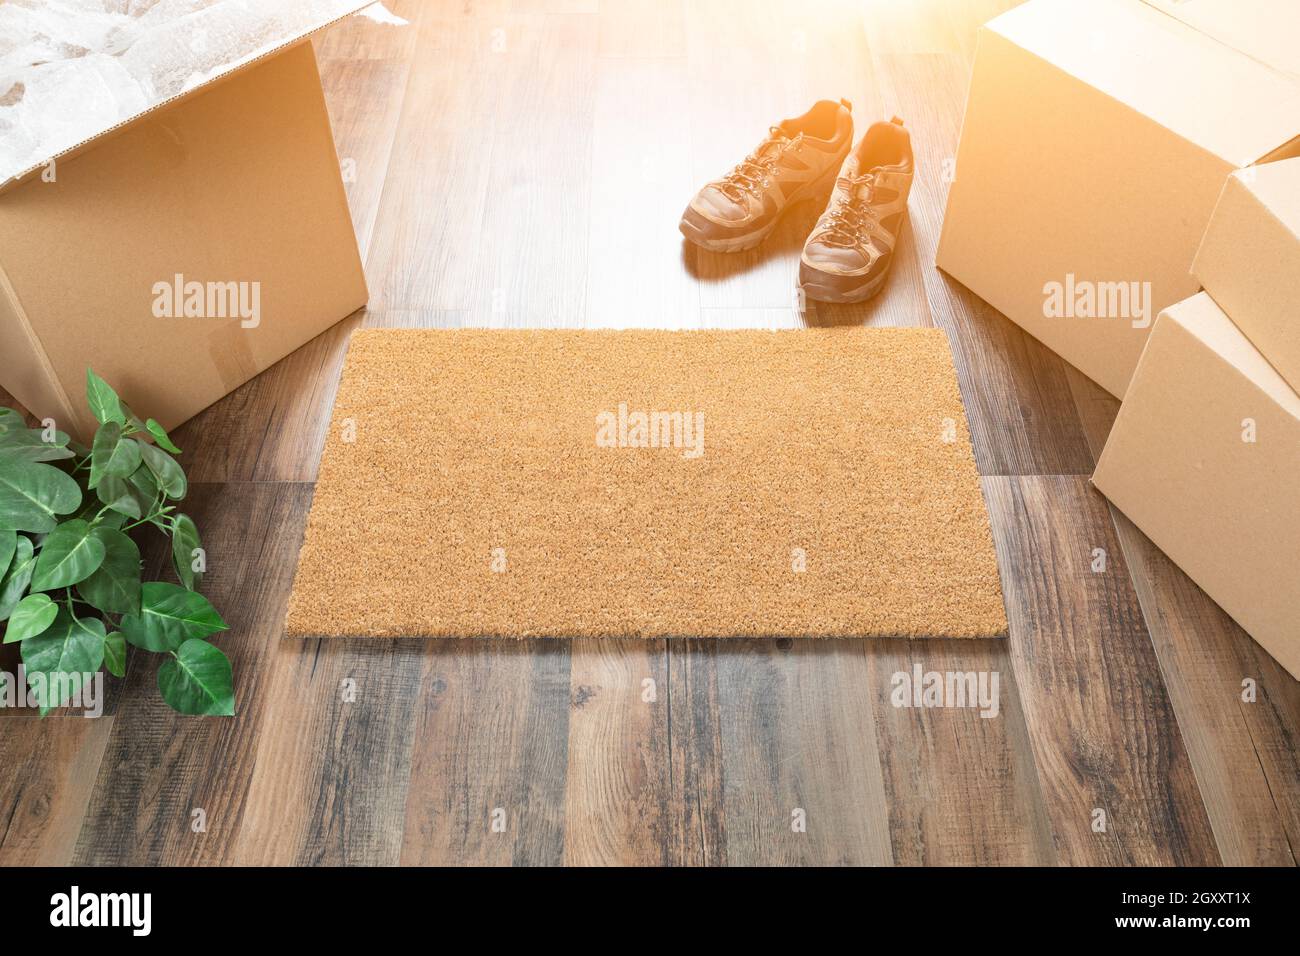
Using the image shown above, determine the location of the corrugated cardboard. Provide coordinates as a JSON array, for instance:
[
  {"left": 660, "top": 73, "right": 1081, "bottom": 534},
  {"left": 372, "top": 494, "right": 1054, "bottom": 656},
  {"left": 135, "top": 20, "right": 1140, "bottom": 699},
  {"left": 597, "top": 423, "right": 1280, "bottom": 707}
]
[
  {"left": 1093, "top": 292, "right": 1300, "bottom": 679},
  {"left": 0, "top": 10, "right": 369, "bottom": 441},
  {"left": 937, "top": 0, "right": 1300, "bottom": 397},
  {"left": 1192, "top": 157, "right": 1300, "bottom": 393},
  {"left": 1140, "top": 0, "right": 1300, "bottom": 80}
]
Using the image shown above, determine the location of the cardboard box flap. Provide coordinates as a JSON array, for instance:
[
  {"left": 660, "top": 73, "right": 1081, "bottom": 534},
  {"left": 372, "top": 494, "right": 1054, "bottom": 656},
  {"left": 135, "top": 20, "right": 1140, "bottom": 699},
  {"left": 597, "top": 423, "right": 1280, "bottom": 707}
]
[
  {"left": 1243, "top": 156, "right": 1300, "bottom": 229},
  {"left": 1139, "top": 0, "right": 1300, "bottom": 79},
  {"left": 987, "top": 0, "right": 1300, "bottom": 166},
  {"left": 1171, "top": 292, "right": 1300, "bottom": 418},
  {"left": 0, "top": 0, "right": 376, "bottom": 193}
]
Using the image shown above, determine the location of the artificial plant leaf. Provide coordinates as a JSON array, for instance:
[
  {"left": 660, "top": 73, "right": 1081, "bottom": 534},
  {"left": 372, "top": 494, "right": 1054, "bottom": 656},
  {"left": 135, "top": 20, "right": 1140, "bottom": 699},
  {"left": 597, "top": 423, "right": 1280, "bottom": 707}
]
[
  {"left": 119, "top": 581, "right": 226, "bottom": 653},
  {"left": 30, "top": 519, "right": 106, "bottom": 592},
  {"left": 103, "top": 631, "right": 127, "bottom": 678},
  {"left": 0, "top": 460, "right": 83, "bottom": 533},
  {"left": 22, "top": 610, "right": 105, "bottom": 715},
  {"left": 118, "top": 400, "right": 147, "bottom": 434},
  {"left": 89, "top": 422, "right": 142, "bottom": 489},
  {"left": 3, "top": 592, "right": 58, "bottom": 643},
  {"left": 0, "top": 408, "right": 26, "bottom": 437},
  {"left": 0, "top": 536, "right": 35, "bottom": 620},
  {"left": 171, "top": 513, "right": 202, "bottom": 591},
  {"left": 138, "top": 441, "right": 186, "bottom": 500},
  {"left": 95, "top": 475, "right": 142, "bottom": 520},
  {"left": 157, "top": 638, "right": 234, "bottom": 716},
  {"left": 77, "top": 527, "right": 142, "bottom": 616},
  {"left": 126, "top": 467, "right": 159, "bottom": 517},
  {"left": 0, "top": 529, "right": 14, "bottom": 582},
  {"left": 146, "top": 419, "right": 182, "bottom": 454},
  {"left": 0, "top": 428, "right": 75, "bottom": 464},
  {"left": 85, "top": 369, "right": 125, "bottom": 426}
]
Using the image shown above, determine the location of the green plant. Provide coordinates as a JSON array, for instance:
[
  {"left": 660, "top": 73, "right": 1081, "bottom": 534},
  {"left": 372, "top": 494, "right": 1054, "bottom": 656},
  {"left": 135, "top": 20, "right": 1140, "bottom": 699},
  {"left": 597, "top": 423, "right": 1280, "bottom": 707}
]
[{"left": 0, "top": 370, "right": 232, "bottom": 716}]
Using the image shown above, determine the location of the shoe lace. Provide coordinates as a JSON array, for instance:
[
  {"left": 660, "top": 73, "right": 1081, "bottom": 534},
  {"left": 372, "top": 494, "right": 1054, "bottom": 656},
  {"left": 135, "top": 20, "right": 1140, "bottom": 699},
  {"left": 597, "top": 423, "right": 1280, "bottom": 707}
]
[
  {"left": 717, "top": 127, "right": 802, "bottom": 201},
  {"left": 820, "top": 173, "right": 875, "bottom": 246}
]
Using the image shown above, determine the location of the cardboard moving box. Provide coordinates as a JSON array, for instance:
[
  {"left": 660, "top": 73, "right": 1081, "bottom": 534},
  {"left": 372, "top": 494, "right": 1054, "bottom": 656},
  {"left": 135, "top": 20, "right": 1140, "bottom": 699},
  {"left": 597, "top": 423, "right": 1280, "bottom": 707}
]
[
  {"left": 1093, "top": 292, "right": 1300, "bottom": 679},
  {"left": 1192, "top": 157, "right": 1300, "bottom": 394},
  {"left": 937, "top": 0, "right": 1300, "bottom": 397},
  {"left": 0, "top": 3, "right": 371, "bottom": 441}
]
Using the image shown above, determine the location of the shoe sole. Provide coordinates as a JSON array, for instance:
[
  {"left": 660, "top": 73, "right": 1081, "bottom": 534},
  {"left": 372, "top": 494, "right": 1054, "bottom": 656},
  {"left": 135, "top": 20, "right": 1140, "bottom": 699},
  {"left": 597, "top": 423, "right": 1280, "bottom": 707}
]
[
  {"left": 679, "top": 160, "right": 844, "bottom": 253},
  {"left": 798, "top": 263, "right": 891, "bottom": 304}
]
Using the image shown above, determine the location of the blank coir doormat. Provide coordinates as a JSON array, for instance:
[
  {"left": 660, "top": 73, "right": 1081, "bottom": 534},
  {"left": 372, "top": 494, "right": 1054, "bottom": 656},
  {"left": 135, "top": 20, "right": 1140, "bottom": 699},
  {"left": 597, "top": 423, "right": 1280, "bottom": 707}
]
[{"left": 284, "top": 329, "right": 1007, "bottom": 639}]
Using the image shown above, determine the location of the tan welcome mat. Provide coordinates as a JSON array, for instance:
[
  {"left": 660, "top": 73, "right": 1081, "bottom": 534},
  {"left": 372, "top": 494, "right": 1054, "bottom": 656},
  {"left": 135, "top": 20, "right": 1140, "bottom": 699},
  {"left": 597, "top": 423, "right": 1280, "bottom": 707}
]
[{"left": 284, "top": 328, "right": 1007, "bottom": 639}]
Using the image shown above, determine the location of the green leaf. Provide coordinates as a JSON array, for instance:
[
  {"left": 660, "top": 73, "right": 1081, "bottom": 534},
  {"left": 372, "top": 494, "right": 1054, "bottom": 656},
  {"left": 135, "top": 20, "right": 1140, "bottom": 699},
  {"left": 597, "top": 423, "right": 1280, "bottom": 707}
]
[
  {"left": 120, "top": 581, "right": 226, "bottom": 653},
  {"left": 85, "top": 369, "right": 125, "bottom": 426},
  {"left": 118, "top": 401, "right": 147, "bottom": 435},
  {"left": 104, "top": 631, "right": 127, "bottom": 678},
  {"left": 95, "top": 475, "right": 142, "bottom": 520},
  {"left": 22, "top": 610, "right": 106, "bottom": 715},
  {"left": 0, "top": 428, "right": 75, "bottom": 464},
  {"left": 3, "top": 592, "right": 58, "bottom": 643},
  {"left": 0, "top": 536, "right": 35, "bottom": 620},
  {"left": 0, "top": 461, "right": 83, "bottom": 533},
  {"left": 146, "top": 419, "right": 182, "bottom": 454},
  {"left": 77, "top": 527, "right": 141, "bottom": 616},
  {"left": 138, "top": 441, "right": 186, "bottom": 500},
  {"left": 0, "top": 408, "right": 26, "bottom": 437},
  {"left": 171, "top": 513, "right": 203, "bottom": 591},
  {"left": 30, "top": 519, "right": 106, "bottom": 592},
  {"left": 0, "top": 529, "right": 14, "bottom": 582},
  {"left": 158, "top": 639, "right": 234, "bottom": 716},
  {"left": 89, "top": 422, "right": 142, "bottom": 489}
]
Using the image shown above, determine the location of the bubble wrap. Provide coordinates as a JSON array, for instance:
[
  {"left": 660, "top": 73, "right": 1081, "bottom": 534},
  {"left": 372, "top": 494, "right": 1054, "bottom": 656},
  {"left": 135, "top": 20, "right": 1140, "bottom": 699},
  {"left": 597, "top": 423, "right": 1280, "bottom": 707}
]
[{"left": 0, "top": 0, "right": 376, "bottom": 184}]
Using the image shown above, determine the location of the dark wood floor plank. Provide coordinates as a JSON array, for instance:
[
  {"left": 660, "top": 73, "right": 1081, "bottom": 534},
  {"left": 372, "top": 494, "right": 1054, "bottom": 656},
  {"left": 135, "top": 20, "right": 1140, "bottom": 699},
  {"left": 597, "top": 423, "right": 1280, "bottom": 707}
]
[
  {"left": 562, "top": 639, "right": 671, "bottom": 865},
  {"left": 666, "top": 639, "right": 728, "bottom": 866},
  {"left": 1111, "top": 511, "right": 1300, "bottom": 866},
  {"left": 71, "top": 482, "right": 312, "bottom": 865},
  {"left": 234, "top": 637, "right": 426, "bottom": 866},
  {"left": 866, "top": 638, "right": 1057, "bottom": 865},
  {"left": 399, "top": 640, "right": 572, "bottom": 866},
  {"left": 983, "top": 476, "right": 1220, "bottom": 865},
  {"left": 715, "top": 640, "right": 893, "bottom": 866}
]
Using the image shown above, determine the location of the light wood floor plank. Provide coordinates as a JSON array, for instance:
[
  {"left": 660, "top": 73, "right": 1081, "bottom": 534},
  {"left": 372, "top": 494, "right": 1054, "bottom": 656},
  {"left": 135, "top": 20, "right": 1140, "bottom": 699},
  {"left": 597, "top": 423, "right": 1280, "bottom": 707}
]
[
  {"left": 399, "top": 640, "right": 572, "bottom": 865},
  {"left": 562, "top": 639, "right": 671, "bottom": 865},
  {"left": 716, "top": 640, "right": 893, "bottom": 866}
]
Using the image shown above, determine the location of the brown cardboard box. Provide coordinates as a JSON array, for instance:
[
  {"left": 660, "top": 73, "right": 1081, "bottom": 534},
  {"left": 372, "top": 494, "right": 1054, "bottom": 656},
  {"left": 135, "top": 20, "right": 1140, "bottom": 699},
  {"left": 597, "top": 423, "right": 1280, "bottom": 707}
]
[
  {"left": 0, "top": 7, "right": 370, "bottom": 441},
  {"left": 937, "top": 0, "right": 1300, "bottom": 397},
  {"left": 1192, "top": 157, "right": 1300, "bottom": 393},
  {"left": 1093, "top": 292, "right": 1300, "bottom": 679}
]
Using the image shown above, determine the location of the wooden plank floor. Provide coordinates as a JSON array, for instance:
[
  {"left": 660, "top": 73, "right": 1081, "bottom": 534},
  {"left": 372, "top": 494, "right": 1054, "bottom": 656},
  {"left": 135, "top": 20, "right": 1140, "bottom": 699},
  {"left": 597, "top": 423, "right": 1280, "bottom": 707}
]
[{"left": 2, "top": 0, "right": 1296, "bottom": 867}]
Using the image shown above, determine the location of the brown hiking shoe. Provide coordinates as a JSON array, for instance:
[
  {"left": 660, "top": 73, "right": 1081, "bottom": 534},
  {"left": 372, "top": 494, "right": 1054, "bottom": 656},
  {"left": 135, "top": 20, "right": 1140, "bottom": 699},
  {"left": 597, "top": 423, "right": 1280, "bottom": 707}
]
[
  {"left": 679, "top": 99, "right": 854, "bottom": 253},
  {"left": 799, "top": 116, "right": 913, "bottom": 303}
]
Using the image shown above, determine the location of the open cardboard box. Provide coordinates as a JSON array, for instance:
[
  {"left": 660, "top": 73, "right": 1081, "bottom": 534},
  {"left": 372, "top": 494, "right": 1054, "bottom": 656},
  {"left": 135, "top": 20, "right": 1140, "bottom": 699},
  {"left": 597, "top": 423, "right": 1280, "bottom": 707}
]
[
  {"left": 1093, "top": 292, "right": 1300, "bottom": 679},
  {"left": 0, "top": 1, "right": 372, "bottom": 441},
  {"left": 937, "top": 0, "right": 1300, "bottom": 397},
  {"left": 1192, "top": 156, "right": 1300, "bottom": 394}
]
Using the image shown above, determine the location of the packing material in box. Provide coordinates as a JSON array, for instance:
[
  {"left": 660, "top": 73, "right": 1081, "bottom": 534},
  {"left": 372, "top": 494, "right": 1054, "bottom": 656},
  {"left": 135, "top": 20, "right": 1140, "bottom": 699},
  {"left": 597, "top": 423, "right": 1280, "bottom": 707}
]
[
  {"left": 937, "top": 0, "right": 1300, "bottom": 398},
  {"left": 1093, "top": 292, "right": 1300, "bottom": 679},
  {"left": 1192, "top": 156, "right": 1300, "bottom": 394},
  {"left": 0, "top": 1, "right": 374, "bottom": 441}
]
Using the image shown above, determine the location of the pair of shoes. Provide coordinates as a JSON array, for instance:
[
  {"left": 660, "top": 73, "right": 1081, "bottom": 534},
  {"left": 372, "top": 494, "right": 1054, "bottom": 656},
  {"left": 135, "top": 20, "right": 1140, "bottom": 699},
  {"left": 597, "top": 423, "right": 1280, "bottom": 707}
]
[{"left": 678, "top": 99, "right": 914, "bottom": 305}]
